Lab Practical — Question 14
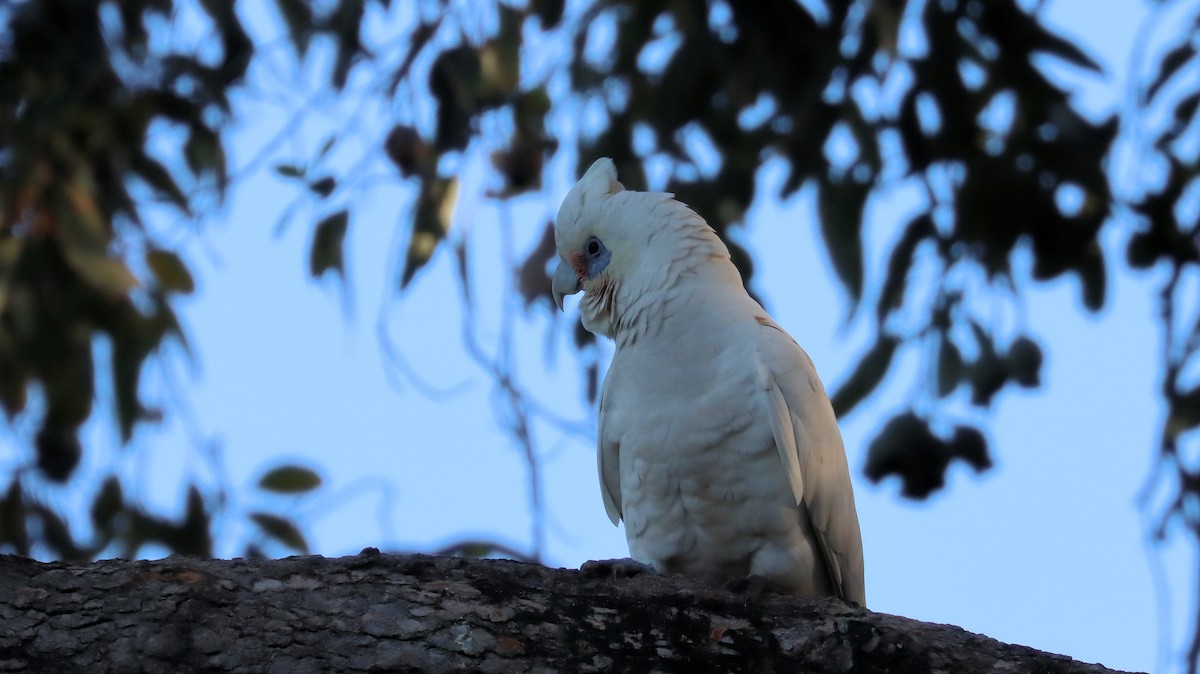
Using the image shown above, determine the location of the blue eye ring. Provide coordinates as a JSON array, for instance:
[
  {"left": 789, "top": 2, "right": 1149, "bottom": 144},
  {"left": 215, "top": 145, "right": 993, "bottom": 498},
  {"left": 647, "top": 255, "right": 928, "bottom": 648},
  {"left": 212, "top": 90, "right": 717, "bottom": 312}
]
[{"left": 585, "top": 237, "right": 604, "bottom": 258}]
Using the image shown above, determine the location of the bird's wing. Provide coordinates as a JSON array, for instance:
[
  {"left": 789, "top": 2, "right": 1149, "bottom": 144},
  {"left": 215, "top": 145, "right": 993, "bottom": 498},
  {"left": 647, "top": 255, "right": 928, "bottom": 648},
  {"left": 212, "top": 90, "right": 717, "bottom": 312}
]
[
  {"left": 597, "top": 365, "right": 623, "bottom": 526},
  {"left": 757, "top": 319, "right": 866, "bottom": 606}
]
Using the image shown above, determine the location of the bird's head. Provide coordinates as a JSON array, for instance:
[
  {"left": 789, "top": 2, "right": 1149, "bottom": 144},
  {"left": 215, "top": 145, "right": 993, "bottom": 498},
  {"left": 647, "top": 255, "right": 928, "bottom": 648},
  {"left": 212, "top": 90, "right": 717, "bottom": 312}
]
[
  {"left": 552, "top": 157, "right": 736, "bottom": 338},
  {"left": 551, "top": 158, "right": 635, "bottom": 335}
]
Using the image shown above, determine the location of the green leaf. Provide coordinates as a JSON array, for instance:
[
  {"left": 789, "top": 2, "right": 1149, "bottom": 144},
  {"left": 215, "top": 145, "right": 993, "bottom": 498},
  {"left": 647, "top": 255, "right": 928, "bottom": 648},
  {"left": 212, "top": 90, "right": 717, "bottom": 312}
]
[
  {"left": 310, "top": 210, "right": 349, "bottom": 278},
  {"left": 259, "top": 465, "right": 322, "bottom": 493},
  {"left": 64, "top": 249, "right": 139, "bottom": 298},
  {"left": 830, "top": 334, "right": 898, "bottom": 416},
  {"left": 400, "top": 178, "right": 458, "bottom": 289},
  {"left": 146, "top": 249, "right": 195, "bottom": 294},
  {"left": 250, "top": 512, "right": 309, "bottom": 554},
  {"left": 818, "top": 177, "right": 869, "bottom": 304}
]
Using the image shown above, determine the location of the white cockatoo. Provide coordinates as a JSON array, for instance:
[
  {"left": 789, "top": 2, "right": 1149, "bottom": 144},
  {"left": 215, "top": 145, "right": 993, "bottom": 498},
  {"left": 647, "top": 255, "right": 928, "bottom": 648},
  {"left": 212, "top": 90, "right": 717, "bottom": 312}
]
[{"left": 552, "top": 158, "right": 865, "bottom": 605}]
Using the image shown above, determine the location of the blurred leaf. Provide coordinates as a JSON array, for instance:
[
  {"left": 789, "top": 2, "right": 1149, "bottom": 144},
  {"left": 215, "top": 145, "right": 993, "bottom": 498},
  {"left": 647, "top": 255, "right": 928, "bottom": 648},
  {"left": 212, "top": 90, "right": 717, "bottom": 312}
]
[
  {"left": 818, "top": 178, "right": 868, "bottom": 304},
  {"left": 517, "top": 222, "right": 557, "bottom": 310},
  {"left": 177, "top": 485, "right": 213, "bottom": 556},
  {"left": 876, "top": 213, "right": 934, "bottom": 322},
  {"left": 531, "top": 0, "right": 564, "bottom": 28},
  {"left": 864, "top": 413, "right": 992, "bottom": 499},
  {"left": 259, "top": 465, "right": 323, "bottom": 493},
  {"left": 1006, "top": 337, "right": 1042, "bottom": 388},
  {"left": 310, "top": 210, "right": 349, "bottom": 278},
  {"left": 1031, "top": 23, "right": 1102, "bottom": 72},
  {"left": 1146, "top": 41, "right": 1195, "bottom": 101},
  {"left": 308, "top": 176, "right": 337, "bottom": 198},
  {"left": 949, "top": 425, "right": 992, "bottom": 472},
  {"left": 184, "top": 124, "right": 227, "bottom": 191},
  {"left": 968, "top": 321, "right": 1008, "bottom": 407},
  {"left": 429, "top": 46, "right": 482, "bottom": 151},
  {"left": 863, "top": 412, "right": 945, "bottom": 499},
  {"left": 64, "top": 249, "right": 139, "bottom": 298},
  {"left": 250, "top": 512, "right": 309, "bottom": 554},
  {"left": 275, "top": 164, "right": 306, "bottom": 179},
  {"left": 329, "top": 0, "right": 365, "bottom": 89},
  {"left": 1076, "top": 245, "right": 1106, "bottom": 312},
  {"left": 384, "top": 125, "right": 428, "bottom": 178},
  {"left": 32, "top": 504, "right": 81, "bottom": 560},
  {"left": 274, "top": 0, "right": 314, "bottom": 56},
  {"left": 90, "top": 477, "right": 124, "bottom": 534},
  {"left": 132, "top": 154, "right": 190, "bottom": 214},
  {"left": 831, "top": 334, "right": 898, "bottom": 416},
  {"left": 400, "top": 178, "right": 458, "bottom": 289},
  {"left": 936, "top": 334, "right": 964, "bottom": 398},
  {"left": 1168, "top": 386, "right": 1200, "bottom": 436},
  {"left": 0, "top": 480, "right": 28, "bottom": 555},
  {"left": 146, "top": 250, "right": 195, "bottom": 294},
  {"left": 35, "top": 425, "right": 82, "bottom": 483}
]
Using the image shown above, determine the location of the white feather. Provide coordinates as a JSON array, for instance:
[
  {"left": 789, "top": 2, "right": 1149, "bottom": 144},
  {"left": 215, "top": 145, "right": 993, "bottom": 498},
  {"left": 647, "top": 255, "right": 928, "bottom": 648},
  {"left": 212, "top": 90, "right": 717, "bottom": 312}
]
[{"left": 555, "top": 157, "right": 866, "bottom": 605}]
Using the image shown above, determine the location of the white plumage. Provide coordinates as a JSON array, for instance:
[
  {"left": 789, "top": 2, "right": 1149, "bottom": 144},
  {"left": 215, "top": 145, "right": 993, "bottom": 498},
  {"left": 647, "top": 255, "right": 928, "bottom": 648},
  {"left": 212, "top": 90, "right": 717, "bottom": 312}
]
[{"left": 552, "top": 158, "right": 865, "bottom": 605}]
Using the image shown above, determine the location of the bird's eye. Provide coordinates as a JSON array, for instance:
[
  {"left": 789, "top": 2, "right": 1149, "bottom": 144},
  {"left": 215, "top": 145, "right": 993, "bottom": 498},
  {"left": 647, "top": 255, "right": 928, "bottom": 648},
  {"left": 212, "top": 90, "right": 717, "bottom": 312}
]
[{"left": 585, "top": 237, "right": 603, "bottom": 258}]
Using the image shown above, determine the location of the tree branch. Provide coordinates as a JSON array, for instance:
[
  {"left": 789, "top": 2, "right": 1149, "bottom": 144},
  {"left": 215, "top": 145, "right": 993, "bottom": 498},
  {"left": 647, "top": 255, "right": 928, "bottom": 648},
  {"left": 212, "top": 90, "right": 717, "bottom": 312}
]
[{"left": 0, "top": 551, "right": 1136, "bottom": 673}]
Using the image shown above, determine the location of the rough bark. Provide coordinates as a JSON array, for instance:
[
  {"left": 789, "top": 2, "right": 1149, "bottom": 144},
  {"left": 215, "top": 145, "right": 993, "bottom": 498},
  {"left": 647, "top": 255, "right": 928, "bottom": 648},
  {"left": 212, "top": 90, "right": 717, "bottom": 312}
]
[{"left": 0, "top": 550, "right": 1136, "bottom": 673}]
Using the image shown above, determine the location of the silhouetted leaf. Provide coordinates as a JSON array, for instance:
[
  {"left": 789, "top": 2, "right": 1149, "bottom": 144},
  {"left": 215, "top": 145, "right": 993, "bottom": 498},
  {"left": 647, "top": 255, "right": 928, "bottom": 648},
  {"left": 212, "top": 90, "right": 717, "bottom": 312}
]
[
  {"left": 531, "top": 0, "right": 564, "bottom": 28},
  {"left": 818, "top": 178, "right": 868, "bottom": 304},
  {"left": 275, "top": 164, "right": 306, "bottom": 179},
  {"left": 384, "top": 125, "right": 427, "bottom": 177},
  {"left": 831, "top": 334, "right": 898, "bottom": 416},
  {"left": 132, "top": 154, "right": 190, "bottom": 213},
  {"left": 877, "top": 213, "right": 934, "bottom": 322},
  {"left": 1147, "top": 41, "right": 1195, "bottom": 101},
  {"left": 274, "top": 0, "right": 314, "bottom": 56},
  {"left": 310, "top": 210, "right": 349, "bottom": 278},
  {"left": 0, "top": 479, "right": 28, "bottom": 555},
  {"left": 308, "top": 176, "right": 337, "bottom": 198},
  {"left": 35, "top": 425, "right": 81, "bottom": 483},
  {"left": 259, "top": 465, "right": 323, "bottom": 493},
  {"left": 936, "top": 334, "right": 964, "bottom": 398},
  {"left": 250, "top": 512, "right": 309, "bottom": 554},
  {"left": 1168, "top": 386, "right": 1200, "bottom": 436},
  {"left": 949, "top": 425, "right": 992, "bottom": 472},
  {"left": 865, "top": 413, "right": 991, "bottom": 499},
  {"left": 863, "top": 412, "right": 945, "bottom": 499},
  {"left": 1077, "top": 246, "right": 1106, "bottom": 312},
  {"left": 1006, "top": 337, "right": 1042, "bottom": 388},
  {"left": 184, "top": 124, "right": 227, "bottom": 191},
  {"left": 90, "top": 477, "right": 124, "bottom": 535}
]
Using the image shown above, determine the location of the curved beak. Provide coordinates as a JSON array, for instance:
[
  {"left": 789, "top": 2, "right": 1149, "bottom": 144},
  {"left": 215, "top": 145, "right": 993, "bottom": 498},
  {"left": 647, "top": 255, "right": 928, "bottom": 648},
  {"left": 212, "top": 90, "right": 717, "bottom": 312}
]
[{"left": 552, "top": 260, "right": 581, "bottom": 312}]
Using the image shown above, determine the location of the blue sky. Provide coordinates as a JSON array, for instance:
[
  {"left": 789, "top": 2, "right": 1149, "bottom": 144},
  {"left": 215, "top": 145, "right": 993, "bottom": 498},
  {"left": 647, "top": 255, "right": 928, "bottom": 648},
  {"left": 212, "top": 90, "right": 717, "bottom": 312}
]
[{"left": 68, "top": 1, "right": 1197, "bottom": 672}]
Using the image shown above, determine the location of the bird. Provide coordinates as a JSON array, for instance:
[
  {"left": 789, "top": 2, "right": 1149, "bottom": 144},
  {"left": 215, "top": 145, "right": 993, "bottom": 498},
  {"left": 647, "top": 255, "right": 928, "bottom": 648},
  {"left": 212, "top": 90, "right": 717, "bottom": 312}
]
[{"left": 552, "top": 157, "right": 865, "bottom": 606}]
